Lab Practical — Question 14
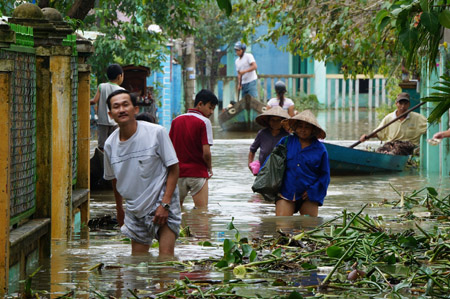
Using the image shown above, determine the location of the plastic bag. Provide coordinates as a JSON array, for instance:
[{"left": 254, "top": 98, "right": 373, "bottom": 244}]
[{"left": 251, "top": 137, "right": 288, "bottom": 201}]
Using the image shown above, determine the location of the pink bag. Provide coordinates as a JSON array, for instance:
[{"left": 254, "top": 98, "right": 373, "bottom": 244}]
[{"left": 249, "top": 160, "right": 261, "bottom": 175}]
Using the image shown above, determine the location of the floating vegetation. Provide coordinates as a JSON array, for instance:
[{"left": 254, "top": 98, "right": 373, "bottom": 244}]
[
  {"left": 147, "top": 188, "right": 450, "bottom": 298},
  {"left": 22, "top": 188, "right": 450, "bottom": 298}
]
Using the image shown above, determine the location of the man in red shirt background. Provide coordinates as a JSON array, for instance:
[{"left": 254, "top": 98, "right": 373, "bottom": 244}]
[{"left": 169, "top": 90, "right": 218, "bottom": 208}]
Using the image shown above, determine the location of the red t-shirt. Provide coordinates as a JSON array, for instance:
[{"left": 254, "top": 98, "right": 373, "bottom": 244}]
[{"left": 169, "top": 109, "right": 213, "bottom": 178}]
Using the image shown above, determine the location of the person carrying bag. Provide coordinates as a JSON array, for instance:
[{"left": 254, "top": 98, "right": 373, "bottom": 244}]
[{"left": 251, "top": 136, "right": 289, "bottom": 202}]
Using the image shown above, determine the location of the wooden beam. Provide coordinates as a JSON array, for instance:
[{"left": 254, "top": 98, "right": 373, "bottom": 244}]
[
  {"left": 76, "top": 70, "right": 91, "bottom": 227},
  {"left": 0, "top": 71, "right": 11, "bottom": 295}
]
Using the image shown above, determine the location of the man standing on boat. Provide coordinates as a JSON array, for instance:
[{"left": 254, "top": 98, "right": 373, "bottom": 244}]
[
  {"left": 359, "top": 92, "right": 427, "bottom": 146},
  {"left": 103, "top": 89, "right": 181, "bottom": 256},
  {"left": 234, "top": 41, "right": 258, "bottom": 99},
  {"left": 169, "top": 90, "right": 218, "bottom": 208}
]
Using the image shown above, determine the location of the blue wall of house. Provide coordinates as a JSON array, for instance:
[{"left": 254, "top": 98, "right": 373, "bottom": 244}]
[{"left": 147, "top": 47, "right": 183, "bottom": 131}]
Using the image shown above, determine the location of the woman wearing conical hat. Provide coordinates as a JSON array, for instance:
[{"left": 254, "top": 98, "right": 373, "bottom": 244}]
[
  {"left": 276, "top": 110, "right": 330, "bottom": 217},
  {"left": 248, "top": 106, "right": 290, "bottom": 175}
]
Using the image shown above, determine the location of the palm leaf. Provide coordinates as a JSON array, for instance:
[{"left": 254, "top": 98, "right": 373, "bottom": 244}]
[
  {"left": 430, "top": 86, "right": 450, "bottom": 93},
  {"left": 421, "top": 74, "right": 450, "bottom": 123},
  {"left": 428, "top": 100, "right": 450, "bottom": 124}
]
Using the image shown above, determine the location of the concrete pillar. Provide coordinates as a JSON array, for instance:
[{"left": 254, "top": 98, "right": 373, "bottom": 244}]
[{"left": 314, "top": 60, "right": 326, "bottom": 105}]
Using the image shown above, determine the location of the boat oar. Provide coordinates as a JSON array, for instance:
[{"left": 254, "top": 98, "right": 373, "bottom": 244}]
[
  {"left": 349, "top": 101, "right": 427, "bottom": 148},
  {"left": 236, "top": 76, "right": 242, "bottom": 102}
]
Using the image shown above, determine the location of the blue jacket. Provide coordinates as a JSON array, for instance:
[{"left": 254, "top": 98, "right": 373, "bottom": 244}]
[{"left": 278, "top": 135, "right": 330, "bottom": 206}]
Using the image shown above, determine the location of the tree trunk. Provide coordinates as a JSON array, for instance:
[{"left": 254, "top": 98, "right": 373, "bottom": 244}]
[
  {"left": 183, "top": 35, "right": 196, "bottom": 110},
  {"left": 67, "top": 0, "right": 96, "bottom": 20}
]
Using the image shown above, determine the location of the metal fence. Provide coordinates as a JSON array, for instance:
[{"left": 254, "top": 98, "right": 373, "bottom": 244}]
[
  {"left": 3, "top": 49, "right": 37, "bottom": 224},
  {"left": 71, "top": 56, "right": 78, "bottom": 186}
]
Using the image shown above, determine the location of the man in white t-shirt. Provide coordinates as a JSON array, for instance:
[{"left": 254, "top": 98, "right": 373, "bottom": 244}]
[
  {"left": 103, "top": 89, "right": 181, "bottom": 256},
  {"left": 234, "top": 41, "right": 258, "bottom": 98}
]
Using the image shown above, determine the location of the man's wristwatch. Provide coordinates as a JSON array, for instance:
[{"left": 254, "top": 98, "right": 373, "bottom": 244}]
[{"left": 161, "top": 203, "right": 170, "bottom": 210}]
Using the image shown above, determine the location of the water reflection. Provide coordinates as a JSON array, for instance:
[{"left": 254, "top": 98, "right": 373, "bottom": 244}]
[{"left": 22, "top": 110, "right": 450, "bottom": 296}]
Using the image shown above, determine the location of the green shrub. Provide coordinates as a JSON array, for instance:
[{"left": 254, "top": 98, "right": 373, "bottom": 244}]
[{"left": 291, "top": 93, "right": 321, "bottom": 111}]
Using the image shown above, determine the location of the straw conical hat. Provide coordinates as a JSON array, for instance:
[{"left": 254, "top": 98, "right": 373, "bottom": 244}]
[
  {"left": 255, "top": 106, "right": 290, "bottom": 127},
  {"left": 282, "top": 109, "right": 326, "bottom": 139}
]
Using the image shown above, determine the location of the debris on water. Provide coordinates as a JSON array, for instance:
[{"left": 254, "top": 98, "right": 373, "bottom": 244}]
[
  {"left": 88, "top": 215, "right": 117, "bottom": 230},
  {"left": 427, "top": 138, "right": 442, "bottom": 146}
]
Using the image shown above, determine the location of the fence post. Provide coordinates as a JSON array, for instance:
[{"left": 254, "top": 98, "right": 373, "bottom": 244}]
[
  {"left": 368, "top": 79, "right": 373, "bottom": 109},
  {"left": 375, "top": 78, "right": 380, "bottom": 107},
  {"left": 0, "top": 67, "right": 11, "bottom": 296},
  {"left": 334, "top": 79, "right": 339, "bottom": 109},
  {"left": 342, "top": 79, "right": 346, "bottom": 109},
  {"left": 355, "top": 79, "right": 360, "bottom": 110}
]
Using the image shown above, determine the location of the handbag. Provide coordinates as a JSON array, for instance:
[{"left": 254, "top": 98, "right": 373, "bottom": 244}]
[{"left": 251, "top": 136, "right": 289, "bottom": 201}]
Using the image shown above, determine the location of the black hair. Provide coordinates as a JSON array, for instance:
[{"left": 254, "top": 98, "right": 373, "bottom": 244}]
[
  {"left": 194, "top": 89, "right": 219, "bottom": 107},
  {"left": 106, "top": 89, "right": 137, "bottom": 110},
  {"left": 136, "top": 112, "right": 156, "bottom": 123},
  {"left": 106, "top": 64, "right": 123, "bottom": 81},
  {"left": 276, "top": 88, "right": 286, "bottom": 108}
]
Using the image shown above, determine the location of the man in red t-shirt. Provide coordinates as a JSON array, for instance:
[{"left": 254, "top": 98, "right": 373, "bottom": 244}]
[{"left": 169, "top": 90, "right": 218, "bottom": 207}]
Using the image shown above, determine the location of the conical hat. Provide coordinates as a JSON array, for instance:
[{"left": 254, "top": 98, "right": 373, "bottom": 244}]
[
  {"left": 282, "top": 109, "right": 326, "bottom": 139},
  {"left": 255, "top": 106, "right": 290, "bottom": 127}
]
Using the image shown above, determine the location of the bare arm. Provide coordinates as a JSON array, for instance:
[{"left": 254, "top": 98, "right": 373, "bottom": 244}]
[
  {"left": 90, "top": 88, "right": 100, "bottom": 105},
  {"left": 433, "top": 129, "right": 450, "bottom": 139},
  {"left": 153, "top": 163, "right": 179, "bottom": 225},
  {"left": 248, "top": 151, "right": 256, "bottom": 166},
  {"left": 112, "top": 179, "right": 124, "bottom": 226},
  {"left": 288, "top": 105, "right": 295, "bottom": 117},
  {"left": 203, "top": 144, "right": 213, "bottom": 177},
  {"left": 238, "top": 61, "right": 257, "bottom": 75},
  {"left": 237, "top": 74, "right": 242, "bottom": 90}
]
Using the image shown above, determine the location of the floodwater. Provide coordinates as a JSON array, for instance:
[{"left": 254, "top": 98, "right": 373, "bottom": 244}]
[{"left": 14, "top": 110, "right": 450, "bottom": 297}]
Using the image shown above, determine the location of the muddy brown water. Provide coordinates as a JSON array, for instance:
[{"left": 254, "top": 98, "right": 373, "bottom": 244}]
[{"left": 13, "top": 110, "right": 450, "bottom": 297}]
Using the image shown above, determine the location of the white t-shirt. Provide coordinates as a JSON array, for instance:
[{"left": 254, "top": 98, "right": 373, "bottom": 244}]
[
  {"left": 267, "top": 97, "right": 295, "bottom": 111},
  {"left": 235, "top": 53, "right": 258, "bottom": 84},
  {"left": 104, "top": 121, "right": 179, "bottom": 218}
]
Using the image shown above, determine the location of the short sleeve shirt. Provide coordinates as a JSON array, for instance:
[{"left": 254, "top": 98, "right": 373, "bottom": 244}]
[
  {"left": 250, "top": 128, "right": 289, "bottom": 164},
  {"left": 235, "top": 53, "right": 258, "bottom": 84},
  {"left": 169, "top": 109, "right": 213, "bottom": 178},
  {"left": 267, "top": 98, "right": 295, "bottom": 111},
  {"left": 97, "top": 82, "right": 124, "bottom": 126},
  {"left": 104, "top": 121, "right": 179, "bottom": 218}
]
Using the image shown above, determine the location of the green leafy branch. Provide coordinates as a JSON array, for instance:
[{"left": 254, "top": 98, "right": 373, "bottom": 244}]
[{"left": 422, "top": 73, "right": 450, "bottom": 123}]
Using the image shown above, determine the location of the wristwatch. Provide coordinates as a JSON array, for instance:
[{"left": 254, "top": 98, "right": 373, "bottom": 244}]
[{"left": 161, "top": 202, "right": 170, "bottom": 210}]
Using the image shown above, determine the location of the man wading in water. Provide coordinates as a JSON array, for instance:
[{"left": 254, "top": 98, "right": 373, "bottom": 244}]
[{"left": 103, "top": 89, "right": 181, "bottom": 256}]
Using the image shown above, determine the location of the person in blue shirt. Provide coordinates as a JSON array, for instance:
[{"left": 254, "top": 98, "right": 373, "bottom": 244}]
[{"left": 277, "top": 110, "right": 330, "bottom": 217}]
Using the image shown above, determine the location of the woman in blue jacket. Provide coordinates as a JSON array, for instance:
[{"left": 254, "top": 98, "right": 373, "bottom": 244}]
[{"left": 277, "top": 110, "right": 330, "bottom": 217}]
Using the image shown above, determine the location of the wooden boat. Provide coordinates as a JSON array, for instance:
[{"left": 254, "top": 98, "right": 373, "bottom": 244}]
[
  {"left": 218, "top": 94, "right": 266, "bottom": 131},
  {"left": 323, "top": 142, "right": 409, "bottom": 175}
]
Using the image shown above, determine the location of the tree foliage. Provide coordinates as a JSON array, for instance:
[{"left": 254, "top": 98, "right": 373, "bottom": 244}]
[
  {"left": 1, "top": 0, "right": 206, "bottom": 81},
  {"left": 236, "top": 0, "right": 400, "bottom": 78},
  {"left": 377, "top": 0, "right": 450, "bottom": 75},
  {"left": 194, "top": 2, "right": 246, "bottom": 91}
]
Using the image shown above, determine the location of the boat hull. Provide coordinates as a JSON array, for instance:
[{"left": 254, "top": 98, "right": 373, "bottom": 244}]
[
  {"left": 323, "top": 142, "right": 409, "bottom": 175},
  {"left": 219, "top": 95, "right": 265, "bottom": 131}
]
